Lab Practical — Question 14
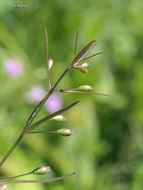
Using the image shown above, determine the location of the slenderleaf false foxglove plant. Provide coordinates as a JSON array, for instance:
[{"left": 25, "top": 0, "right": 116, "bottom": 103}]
[{"left": 0, "top": 29, "right": 114, "bottom": 187}]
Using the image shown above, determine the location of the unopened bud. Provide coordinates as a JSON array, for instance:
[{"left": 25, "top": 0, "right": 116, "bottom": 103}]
[
  {"left": 51, "top": 115, "right": 66, "bottom": 121},
  {"left": 79, "top": 67, "right": 88, "bottom": 73},
  {"left": 78, "top": 85, "right": 93, "bottom": 91},
  {"left": 48, "top": 57, "right": 53, "bottom": 69},
  {"left": 57, "top": 128, "right": 73, "bottom": 136},
  {"left": 32, "top": 166, "right": 51, "bottom": 175},
  {"left": 81, "top": 62, "right": 89, "bottom": 68},
  {"left": 0, "top": 185, "right": 7, "bottom": 190}
]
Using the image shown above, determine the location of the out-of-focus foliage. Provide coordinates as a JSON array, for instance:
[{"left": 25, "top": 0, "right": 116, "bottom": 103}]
[{"left": 0, "top": 0, "right": 143, "bottom": 189}]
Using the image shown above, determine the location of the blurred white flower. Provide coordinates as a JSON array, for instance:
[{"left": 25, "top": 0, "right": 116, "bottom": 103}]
[{"left": 3, "top": 58, "right": 23, "bottom": 77}]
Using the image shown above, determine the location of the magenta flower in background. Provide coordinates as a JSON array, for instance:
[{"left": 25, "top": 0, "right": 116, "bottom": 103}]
[
  {"left": 44, "top": 93, "right": 63, "bottom": 113},
  {"left": 3, "top": 58, "right": 23, "bottom": 77},
  {"left": 26, "top": 86, "right": 63, "bottom": 113},
  {"left": 26, "top": 85, "right": 46, "bottom": 104}
]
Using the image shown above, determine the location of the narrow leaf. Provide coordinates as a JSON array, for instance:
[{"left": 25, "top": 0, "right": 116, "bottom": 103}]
[{"left": 24, "top": 100, "right": 80, "bottom": 133}]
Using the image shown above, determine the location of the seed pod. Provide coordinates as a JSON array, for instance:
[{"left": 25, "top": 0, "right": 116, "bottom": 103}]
[
  {"left": 78, "top": 85, "right": 93, "bottom": 91},
  {"left": 48, "top": 57, "right": 53, "bottom": 69},
  {"left": 32, "top": 166, "right": 51, "bottom": 175},
  {"left": 57, "top": 128, "right": 73, "bottom": 136},
  {"left": 79, "top": 67, "right": 88, "bottom": 73},
  {"left": 51, "top": 115, "right": 66, "bottom": 121},
  {"left": 81, "top": 62, "right": 89, "bottom": 68}
]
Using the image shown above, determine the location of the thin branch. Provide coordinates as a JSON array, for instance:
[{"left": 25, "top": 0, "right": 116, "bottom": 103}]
[
  {"left": 0, "top": 172, "right": 32, "bottom": 182},
  {"left": 74, "top": 30, "right": 78, "bottom": 57},
  {"left": 59, "top": 90, "right": 115, "bottom": 98},
  {"left": 24, "top": 39, "right": 98, "bottom": 132},
  {"left": 81, "top": 51, "right": 103, "bottom": 62},
  {"left": 0, "top": 39, "right": 101, "bottom": 167},
  {"left": 71, "top": 40, "right": 97, "bottom": 67},
  {"left": 0, "top": 134, "right": 23, "bottom": 167},
  {"left": 45, "top": 28, "right": 51, "bottom": 90},
  {"left": 55, "top": 88, "right": 78, "bottom": 92},
  {"left": 24, "top": 100, "right": 80, "bottom": 133},
  {"left": 0, "top": 172, "right": 76, "bottom": 184},
  {"left": 26, "top": 131, "right": 56, "bottom": 134}
]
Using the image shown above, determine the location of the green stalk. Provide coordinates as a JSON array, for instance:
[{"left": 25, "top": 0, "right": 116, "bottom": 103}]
[
  {"left": 0, "top": 171, "right": 32, "bottom": 182},
  {"left": 0, "top": 172, "right": 75, "bottom": 184},
  {"left": 0, "top": 134, "right": 23, "bottom": 167},
  {"left": 0, "top": 67, "right": 70, "bottom": 168},
  {"left": 0, "top": 38, "right": 97, "bottom": 168}
]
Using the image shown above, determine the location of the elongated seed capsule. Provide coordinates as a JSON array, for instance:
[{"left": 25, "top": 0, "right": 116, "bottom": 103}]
[
  {"left": 32, "top": 166, "right": 51, "bottom": 175},
  {"left": 78, "top": 85, "right": 93, "bottom": 91},
  {"left": 48, "top": 57, "right": 53, "bottom": 69},
  {"left": 81, "top": 62, "right": 89, "bottom": 68},
  {"left": 51, "top": 115, "right": 66, "bottom": 121},
  {"left": 57, "top": 128, "right": 73, "bottom": 136},
  {"left": 79, "top": 67, "right": 88, "bottom": 73}
]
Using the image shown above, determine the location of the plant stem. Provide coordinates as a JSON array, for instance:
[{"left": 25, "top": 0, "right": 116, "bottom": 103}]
[
  {"left": 59, "top": 90, "right": 115, "bottom": 98},
  {"left": 0, "top": 67, "right": 71, "bottom": 167},
  {"left": 0, "top": 172, "right": 75, "bottom": 184},
  {"left": 0, "top": 171, "right": 32, "bottom": 182},
  {"left": 26, "top": 131, "right": 56, "bottom": 134},
  {"left": 0, "top": 38, "right": 98, "bottom": 168},
  {"left": 25, "top": 100, "right": 79, "bottom": 132},
  {"left": 81, "top": 51, "right": 103, "bottom": 62},
  {"left": 0, "top": 134, "right": 23, "bottom": 167}
]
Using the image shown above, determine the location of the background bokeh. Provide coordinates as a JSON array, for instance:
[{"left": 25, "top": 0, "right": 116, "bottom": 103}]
[{"left": 0, "top": 0, "right": 143, "bottom": 189}]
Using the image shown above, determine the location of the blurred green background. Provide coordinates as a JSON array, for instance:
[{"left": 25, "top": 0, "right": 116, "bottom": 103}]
[{"left": 0, "top": 0, "right": 143, "bottom": 189}]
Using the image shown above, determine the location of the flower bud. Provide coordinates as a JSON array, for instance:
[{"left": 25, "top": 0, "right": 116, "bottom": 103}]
[
  {"left": 79, "top": 67, "right": 88, "bottom": 73},
  {"left": 51, "top": 115, "right": 66, "bottom": 121},
  {"left": 81, "top": 62, "right": 89, "bottom": 68},
  {"left": 78, "top": 85, "right": 93, "bottom": 91},
  {"left": 0, "top": 185, "right": 7, "bottom": 190},
  {"left": 48, "top": 57, "right": 53, "bottom": 69},
  {"left": 32, "top": 166, "right": 51, "bottom": 175},
  {"left": 57, "top": 128, "right": 73, "bottom": 136}
]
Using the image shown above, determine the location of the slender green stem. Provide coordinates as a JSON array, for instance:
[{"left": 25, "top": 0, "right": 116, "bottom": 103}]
[
  {"left": 81, "top": 51, "right": 103, "bottom": 62},
  {"left": 24, "top": 100, "right": 79, "bottom": 132},
  {"left": 0, "top": 134, "right": 23, "bottom": 167},
  {"left": 23, "top": 67, "right": 70, "bottom": 133},
  {"left": 0, "top": 38, "right": 98, "bottom": 168},
  {"left": 26, "top": 131, "right": 56, "bottom": 134},
  {"left": 55, "top": 88, "right": 78, "bottom": 92},
  {"left": 0, "top": 172, "right": 75, "bottom": 184},
  {"left": 0, "top": 67, "right": 71, "bottom": 167},
  {"left": 58, "top": 90, "right": 115, "bottom": 98},
  {"left": 0, "top": 171, "right": 32, "bottom": 182}
]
